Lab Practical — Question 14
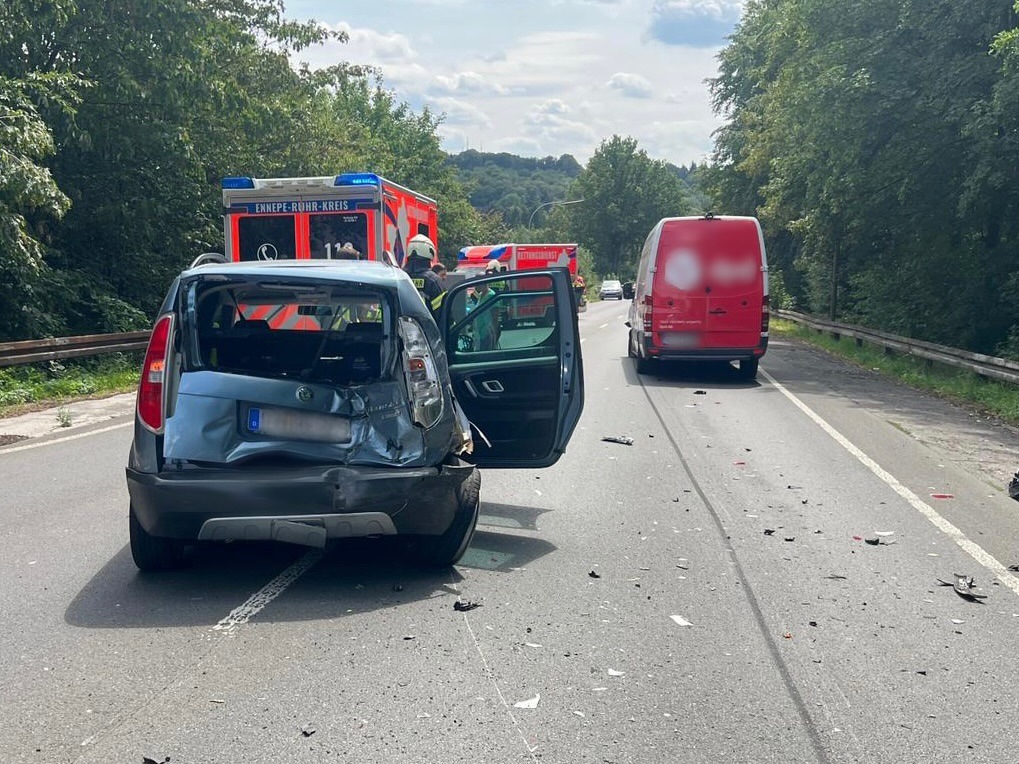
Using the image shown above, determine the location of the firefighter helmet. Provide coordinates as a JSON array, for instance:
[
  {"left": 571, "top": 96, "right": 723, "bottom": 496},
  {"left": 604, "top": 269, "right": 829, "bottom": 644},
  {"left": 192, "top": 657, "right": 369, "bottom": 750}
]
[{"left": 406, "top": 234, "right": 436, "bottom": 263}]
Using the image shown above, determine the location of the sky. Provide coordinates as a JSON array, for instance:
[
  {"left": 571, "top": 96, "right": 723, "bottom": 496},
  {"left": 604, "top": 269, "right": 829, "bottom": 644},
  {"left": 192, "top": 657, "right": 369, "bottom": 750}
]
[{"left": 283, "top": 0, "right": 745, "bottom": 166}]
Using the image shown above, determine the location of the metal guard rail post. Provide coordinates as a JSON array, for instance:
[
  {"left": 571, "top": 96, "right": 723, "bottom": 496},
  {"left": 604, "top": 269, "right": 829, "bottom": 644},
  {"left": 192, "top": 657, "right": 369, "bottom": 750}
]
[{"left": 775, "top": 309, "right": 1019, "bottom": 386}]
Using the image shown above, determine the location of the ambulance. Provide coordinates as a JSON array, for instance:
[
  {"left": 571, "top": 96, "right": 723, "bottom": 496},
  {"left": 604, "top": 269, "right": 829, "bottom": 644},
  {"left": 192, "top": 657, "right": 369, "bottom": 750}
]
[
  {"left": 455, "top": 243, "right": 578, "bottom": 279},
  {"left": 221, "top": 174, "right": 438, "bottom": 265}
]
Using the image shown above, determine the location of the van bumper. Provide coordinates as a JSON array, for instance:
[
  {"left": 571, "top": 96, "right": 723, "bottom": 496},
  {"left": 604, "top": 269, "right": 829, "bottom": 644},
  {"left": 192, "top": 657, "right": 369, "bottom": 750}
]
[{"left": 642, "top": 336, "right": 768, "bottom": 362}]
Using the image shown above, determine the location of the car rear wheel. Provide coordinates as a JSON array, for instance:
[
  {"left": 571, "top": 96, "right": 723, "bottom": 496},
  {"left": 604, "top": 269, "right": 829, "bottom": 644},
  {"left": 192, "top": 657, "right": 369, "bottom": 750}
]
[
  {"left": 738, "top": 358, "right": 760, "bottom": 380},
  {"left": 411, "top": 469, "right": 481, "bottom": 567},
  {"left": 130, "top": 504, "right": 189, "bottom": 571},
  {"left": 635, "top": 354, "right": 655, "bottom": 374}
]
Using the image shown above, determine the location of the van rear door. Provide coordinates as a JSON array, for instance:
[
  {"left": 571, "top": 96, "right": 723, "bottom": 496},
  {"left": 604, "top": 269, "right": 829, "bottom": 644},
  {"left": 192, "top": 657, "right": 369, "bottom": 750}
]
[{"left": 652, "top": 217, "right": 764, "bottom": 351}]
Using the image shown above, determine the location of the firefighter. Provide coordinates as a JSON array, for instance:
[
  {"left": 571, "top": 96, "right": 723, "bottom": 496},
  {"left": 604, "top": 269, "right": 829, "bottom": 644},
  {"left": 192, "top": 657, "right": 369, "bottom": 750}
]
[{"left": 405, "top": 234, "right": 446, "bottom": 311}]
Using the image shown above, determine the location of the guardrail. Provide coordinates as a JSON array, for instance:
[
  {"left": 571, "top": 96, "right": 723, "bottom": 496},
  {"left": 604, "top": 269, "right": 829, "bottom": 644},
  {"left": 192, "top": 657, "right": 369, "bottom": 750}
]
[
  {"left": 775, "top": 309, "right": 1019, "bottom": 386},
  {"left": 0, "top": 331, "right": 150, "bottom": 368}
]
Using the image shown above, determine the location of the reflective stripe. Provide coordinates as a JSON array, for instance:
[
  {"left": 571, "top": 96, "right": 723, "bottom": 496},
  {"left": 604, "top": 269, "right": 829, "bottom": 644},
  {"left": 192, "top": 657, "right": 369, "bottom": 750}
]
[{"left": 430, "top": 292, "right": 445, "bottom": 311}]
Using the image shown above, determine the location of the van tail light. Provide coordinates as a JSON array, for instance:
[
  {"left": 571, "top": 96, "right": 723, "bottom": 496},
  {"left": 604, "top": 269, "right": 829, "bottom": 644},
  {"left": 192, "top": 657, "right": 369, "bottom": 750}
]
[
  {"left": 643, "top": 294, "right": 653, "bottom": 332},
  {"left": 761, "top": 295, "right": 770, "bottom": 334},
  {"left": 398, "top": 317, "right": 443, "bottom": 428},
  {"left": 137, "top": 314, "right": 173, "bottom": 433}
]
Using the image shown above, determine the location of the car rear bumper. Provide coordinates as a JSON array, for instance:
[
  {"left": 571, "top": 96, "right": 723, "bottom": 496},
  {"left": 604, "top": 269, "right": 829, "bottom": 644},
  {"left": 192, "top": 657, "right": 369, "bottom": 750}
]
[
  {"left": 126, "top": 461, "right": 475, "bottom": 541},
  {"left": 641, "top": 335, "right": 768, "bottom": 362}
]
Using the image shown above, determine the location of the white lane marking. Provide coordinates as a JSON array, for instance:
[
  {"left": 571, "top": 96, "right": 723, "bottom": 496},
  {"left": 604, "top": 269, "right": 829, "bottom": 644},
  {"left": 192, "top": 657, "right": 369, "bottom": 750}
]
[
  {"left": 452, "top": 574, "right": 539, "bottom": 759},
  {"left": 0, "top": 421, "right": 132, "bottom": 455},
  {"left": 213, "top": 550, "right": 323, "bottom": 633},
  {"left": 599, "top": 322, "right": 609, "bottom": 329},
  {"left": 762, "top": 368, "right": 1019, "bottom": 597}
]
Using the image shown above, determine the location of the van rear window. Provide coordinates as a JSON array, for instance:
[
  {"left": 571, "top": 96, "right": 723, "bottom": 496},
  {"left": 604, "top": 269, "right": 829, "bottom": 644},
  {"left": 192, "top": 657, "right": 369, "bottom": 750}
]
[
  {"left": 185, "top": 280, "right": 389, "bottom": 386},
  {"left": 309, "top": 212, "right": 369, "bottom": 259},
  {"left": 236, "top": 215, "right": 297, "bottom": 262}
]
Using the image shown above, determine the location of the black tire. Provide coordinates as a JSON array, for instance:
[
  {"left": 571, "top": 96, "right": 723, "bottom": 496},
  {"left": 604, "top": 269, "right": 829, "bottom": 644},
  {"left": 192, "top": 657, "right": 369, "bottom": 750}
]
[
  {"left": 627, "top": 331, "right": 636, "bottom": 358},
  {"left": 636, "top": 354, "right": 654, "bottom": 375},
  {"left": 130, "top": 504, "right": 189, "bottom": 571},
  {"left": 738, "top": 357, "right": 760, "bottom": 380},
  {"left": 412, "top": 469, "right": 481, "bottom": 567}
]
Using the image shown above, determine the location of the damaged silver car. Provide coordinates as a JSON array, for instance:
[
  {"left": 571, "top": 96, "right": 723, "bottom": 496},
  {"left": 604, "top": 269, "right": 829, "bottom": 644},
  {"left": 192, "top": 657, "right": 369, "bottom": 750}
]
[{"left": 126, "top": 257, "right": 584, "bottom": 570}]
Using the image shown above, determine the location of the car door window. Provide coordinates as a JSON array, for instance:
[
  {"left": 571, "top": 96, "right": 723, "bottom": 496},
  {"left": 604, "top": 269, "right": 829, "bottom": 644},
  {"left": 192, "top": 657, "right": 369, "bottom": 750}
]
[{"left": 447, "top": 275, "right": 557, "bottom": 359}]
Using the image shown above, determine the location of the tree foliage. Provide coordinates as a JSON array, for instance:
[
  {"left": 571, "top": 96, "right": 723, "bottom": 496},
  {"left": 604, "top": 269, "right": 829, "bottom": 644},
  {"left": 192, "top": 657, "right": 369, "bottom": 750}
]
[
  {"left": 706, "top": 0, "right": 1019, "bottom": 353},
  {"left": 559, "top": 136, "right": 690, "bottom": 280}
]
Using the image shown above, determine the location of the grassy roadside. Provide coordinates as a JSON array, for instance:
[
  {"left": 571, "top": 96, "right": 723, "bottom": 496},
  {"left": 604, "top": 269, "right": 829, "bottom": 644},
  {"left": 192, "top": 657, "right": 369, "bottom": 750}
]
[
  {"left": 771, "top": 318, "right": 1019, "bottom": 426},
  {"left": 0, "top": 354, "right": 141, "bottom": 419}
]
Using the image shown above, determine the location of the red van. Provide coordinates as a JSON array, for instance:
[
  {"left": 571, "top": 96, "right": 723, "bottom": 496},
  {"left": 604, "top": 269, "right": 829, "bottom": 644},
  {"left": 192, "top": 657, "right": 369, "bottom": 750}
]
[{"left": 627, "top": 214, "right": 769, "bottom": 379}]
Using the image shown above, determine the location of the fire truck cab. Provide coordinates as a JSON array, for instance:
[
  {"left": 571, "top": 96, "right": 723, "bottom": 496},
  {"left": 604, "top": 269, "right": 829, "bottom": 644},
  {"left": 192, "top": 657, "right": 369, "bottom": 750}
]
[{"left": 222, "top": 174, "right": 438, "bottom": 266}]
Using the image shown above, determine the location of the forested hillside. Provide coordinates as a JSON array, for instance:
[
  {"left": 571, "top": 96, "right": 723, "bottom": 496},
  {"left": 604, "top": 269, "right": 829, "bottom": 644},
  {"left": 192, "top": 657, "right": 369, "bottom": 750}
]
[{"left": 706, "top": 0, "right": 1019, "bottom": 356}]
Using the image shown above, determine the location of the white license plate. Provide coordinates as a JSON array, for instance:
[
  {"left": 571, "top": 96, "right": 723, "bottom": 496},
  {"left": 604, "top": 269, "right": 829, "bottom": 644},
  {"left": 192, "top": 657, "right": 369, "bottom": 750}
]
[
  {"left": 247, "top": 406, "right": 351, "bottom": 443},
  {"left": 661, "top": 332, "right": 700, "bottom": 348}
]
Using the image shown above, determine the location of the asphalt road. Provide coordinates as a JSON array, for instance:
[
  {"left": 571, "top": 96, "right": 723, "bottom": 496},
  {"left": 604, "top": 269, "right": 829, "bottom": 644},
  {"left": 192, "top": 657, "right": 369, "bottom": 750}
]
[{"left": 2, "top": 299, "right": 1019, "bottom": 763}]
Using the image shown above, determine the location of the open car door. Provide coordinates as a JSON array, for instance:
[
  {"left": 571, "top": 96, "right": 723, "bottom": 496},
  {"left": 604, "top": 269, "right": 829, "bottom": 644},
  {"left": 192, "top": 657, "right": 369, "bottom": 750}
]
[{"left": 440, "top": 269, "right": 584, "bottom": 468}]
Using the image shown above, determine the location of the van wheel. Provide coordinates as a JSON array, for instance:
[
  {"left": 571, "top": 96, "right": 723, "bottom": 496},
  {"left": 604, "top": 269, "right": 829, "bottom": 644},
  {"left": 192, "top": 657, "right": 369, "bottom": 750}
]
[
  {"left": 738, "top": 358, "right": 760, "bottom": 380},
  {"left": 627, "top": 331, "right": 636, "bottom": 358},
  {"left": 412, "top": 470, "right": 481, "bottom": 567},
  {"left": 636, "top": 355, "right": 654, "bottom": 375},
  {"left": 130, "top": 504, "right": 189, "bottom": 571}
]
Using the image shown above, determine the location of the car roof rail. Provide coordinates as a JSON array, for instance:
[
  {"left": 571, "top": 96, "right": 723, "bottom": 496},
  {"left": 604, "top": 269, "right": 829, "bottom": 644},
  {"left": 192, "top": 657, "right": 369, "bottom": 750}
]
[{"left": 190, "top": 252, "right": 229, "bottom": 269}]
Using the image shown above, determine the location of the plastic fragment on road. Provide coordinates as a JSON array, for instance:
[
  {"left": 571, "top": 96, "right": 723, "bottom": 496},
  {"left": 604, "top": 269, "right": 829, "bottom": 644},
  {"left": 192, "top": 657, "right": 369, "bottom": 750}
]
[
  {"left": 782, "top": 632, "right": 793, "bottom": 639},
  {"left": 1008, "top": 564, "right": 1019, "bottom": 572},
  {"left": 694, "top": 390, "right": 707, "bottom": 395},
  {"left": 514, "top": 694, "right": 540, "bottom": 709},
  {"left": 403, "top": 635, "right": 416, "bottom": 640},
  {"left": 763, "top": 529, "right": 776, "bottom": 536},
  {"left": 608, "top": 669, "right": 625, "bottom": 676},
  {"left": 875, "top": 531, "right": 895, "bottom": 537},
  {"left": 1009, "top": 472, "right": 1019, "bottom": 502},
  {"left": 824, "top": 574, "right": 848, "bottom": 580},
  {"left": 142, "top": 758, "right": 170, "bottom": 764},
  {"left": 733, "top": 461, "right": 746, "bottom": 466},
  {"left": 588, "top": 570, "right": 602, "bottom": 579},
  {"left": 670, "top": 615, "right": 693, "bottom": 627},
  {"left": 602, "top": 435, "right": 634, "bottom": 446},
  {"left": 300, "top": 725, "right": 316, "bottom": 737},
  {"left": 574, "top": 710, "right": 586, "bottom": 717},
  {"left": 865, "top": 537, "right": 896, "bottom": 546},
  {"left": 209, "top": 698, "right": 225, "bottom": 704},
  {"left": 784, "top": 537, "right": 795, "bottom": 542},
  {"left": 454, "top": 600, "right": 482, "bottom": 612},
  {"left": 937, "top": 574, "right": 987, "bottom": 602},
  {"left": 524, "top": 642, "right": 543, "bottom": 648},
  {"left": 930, "top": 493, "right": 954, "bottom": 500}
]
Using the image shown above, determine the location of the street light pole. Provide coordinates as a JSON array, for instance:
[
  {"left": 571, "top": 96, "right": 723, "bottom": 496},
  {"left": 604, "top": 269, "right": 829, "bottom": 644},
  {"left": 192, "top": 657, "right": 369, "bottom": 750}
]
[{"left": 527, "top": 198, "right": 585, "bottom": 229}]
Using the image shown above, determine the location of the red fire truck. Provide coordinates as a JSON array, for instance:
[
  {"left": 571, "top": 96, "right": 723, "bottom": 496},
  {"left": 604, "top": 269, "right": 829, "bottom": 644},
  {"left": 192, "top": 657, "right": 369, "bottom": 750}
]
[
  {"left": 221, "top": 174, "right": 438, "bottom": 266},
  {"left": 455, "top": 243, "right": 578, "bottom": 279}
]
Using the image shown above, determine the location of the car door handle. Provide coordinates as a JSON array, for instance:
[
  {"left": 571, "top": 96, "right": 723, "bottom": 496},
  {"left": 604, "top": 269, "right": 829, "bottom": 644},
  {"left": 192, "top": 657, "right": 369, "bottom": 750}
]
[{"left": 481, "top": 380, "right": 505, "bottom": 394}]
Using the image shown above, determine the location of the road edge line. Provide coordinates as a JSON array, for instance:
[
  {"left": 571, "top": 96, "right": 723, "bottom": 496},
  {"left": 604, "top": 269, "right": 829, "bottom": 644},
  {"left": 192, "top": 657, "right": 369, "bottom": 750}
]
[{"left": 761, "top": 368, "right": 1019, "bottom": 597}]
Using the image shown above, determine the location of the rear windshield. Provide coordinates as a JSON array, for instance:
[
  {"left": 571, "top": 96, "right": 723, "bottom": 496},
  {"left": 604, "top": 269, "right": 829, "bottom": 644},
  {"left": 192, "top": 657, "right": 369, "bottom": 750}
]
[
  {"left": 656, "top": 219, "right": 762, "bottom": 295},
  {"left": 182, "top": 278, "right": 392, "bottom": 386}
]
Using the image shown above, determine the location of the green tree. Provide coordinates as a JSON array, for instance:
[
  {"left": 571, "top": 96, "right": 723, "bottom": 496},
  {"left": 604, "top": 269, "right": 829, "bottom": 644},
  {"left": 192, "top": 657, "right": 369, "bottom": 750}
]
[{"left": 562, "top": 136, "right": 688, "bottom": 279}]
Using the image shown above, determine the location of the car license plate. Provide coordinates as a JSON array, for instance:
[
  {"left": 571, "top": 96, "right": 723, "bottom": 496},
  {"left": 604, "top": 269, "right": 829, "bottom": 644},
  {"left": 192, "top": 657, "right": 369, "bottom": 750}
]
[
  {"left": 661, "top": 332, "right": 700, "bottom": 348},
  {"left": 246, "top": 406, "right": 351, "bottom": 443}
]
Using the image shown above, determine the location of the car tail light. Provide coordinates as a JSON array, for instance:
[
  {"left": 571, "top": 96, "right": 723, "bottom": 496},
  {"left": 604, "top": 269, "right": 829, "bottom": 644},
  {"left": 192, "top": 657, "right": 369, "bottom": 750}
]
[
  {"left": 643, "top": 294, "right": 653, "bottom": 332},
  {"left": 398, "top": 317, "right": 443, "bottom": 428},
  {"left": 761, "top": 295, "right": 770, "bottom": 334},
  {"left": 137, "top": 314, "right": 173, "bottom": 433}
]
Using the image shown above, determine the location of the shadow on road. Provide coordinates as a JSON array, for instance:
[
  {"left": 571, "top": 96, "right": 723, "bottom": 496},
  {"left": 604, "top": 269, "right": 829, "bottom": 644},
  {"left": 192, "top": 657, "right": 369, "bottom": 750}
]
[
  {"left": 618, "top": 355, "right": 763, "bottom": 390},
  {"left": 65, "top": 509, "right": 556, "bottom": 630}
]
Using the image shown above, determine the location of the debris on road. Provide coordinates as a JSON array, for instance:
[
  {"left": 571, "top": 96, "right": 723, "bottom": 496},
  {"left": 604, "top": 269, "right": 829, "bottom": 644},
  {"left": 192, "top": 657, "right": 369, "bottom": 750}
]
[
  {"left": 513, "top": 694, "right": 540, "bottom": 709},
  {"left": 763, "top": 529, "right": 776, "bottom": 536},
  {"left": 142, "top": 758, "right": 170, "bottom": 764},
  {"left": 864, "top": 537, "right": 896, "bottom": 546},
  {"left": 209, "top": 699, "right": 225, "bottom": 704},
  {"left": 602, "top": 435, "right": 634, "bottom": 446},
  {"left": 454, "top": 600, "right": 482, "bottom": 612},
  {"left": 608, "top": 669, "right": 625, "bottom": 677},
  {"left": 809, "top": 621, "right": 818, "bottom": 627},
  {"left": 733, "top": 461, "right": 746, "bottom": 466},
  {"left": 694, "top": 390, "right": 707, "bottom": 395},
  {"left": 787, "top": 485, "right": 803, "bottom": 490},
  {"left": 937, "top": 574, "right": 988, "bottom": 602},
  {"left": 930, "top": 493, "right": 955, "bottom": 500},
  {"left": 670, "top": 615, "right": 693, "bottom": 627},
  {"left": 824, "top": 574, "right": 848, "bottom": 580},
  {"left": 782, "top": 632, "right": 793, "bottom": 640},
  {"left": 1008, "top": 564, "right": 1019, "bottom": 572},
  {"left": 1010, "top": 472, "right": 1019, "bottom": 501},
  {"left": 403, "top": 635, "right": 416, "bottom": 640},
  {"left": 300, "top": 725, "right": 316, "bottom": 737},
  {"left": 874, "top": 531, "right": 895, "bottom": 537},
  {"left": 784, "top": 537, "right": 795, "bottom": 542},
  {"left": 588, "top": 570, "right": 602, "bottom": 579}
]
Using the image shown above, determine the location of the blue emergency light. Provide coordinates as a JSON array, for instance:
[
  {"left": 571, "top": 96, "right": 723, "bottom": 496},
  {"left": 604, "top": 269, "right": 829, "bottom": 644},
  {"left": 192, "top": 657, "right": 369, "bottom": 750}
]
[
  {"left": 221, "top": 176, "right": 256, "bottom": 189},
  {"left": 334, "top": 172, "right": 380, "bottom": 186}
]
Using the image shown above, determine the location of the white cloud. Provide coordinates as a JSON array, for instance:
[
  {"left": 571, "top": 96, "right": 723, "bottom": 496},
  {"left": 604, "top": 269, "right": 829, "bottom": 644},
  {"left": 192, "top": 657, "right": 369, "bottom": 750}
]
[
  {"left": 431, "top": 71, "right": 511, "bottom": 96},
  {"left": 607, "top": 72, "right": 654, "bottom": 99},
  {"left": 428, "top": 96, "right": 492, "bottom": 127},
  {"left": 330, "top": 22, "right": 417, "bottom": 62}
]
